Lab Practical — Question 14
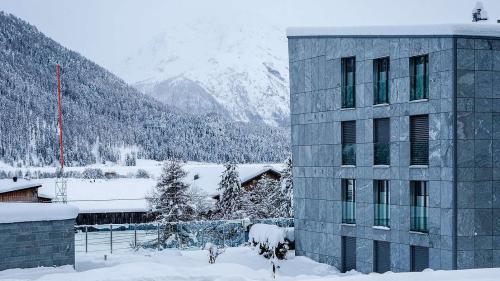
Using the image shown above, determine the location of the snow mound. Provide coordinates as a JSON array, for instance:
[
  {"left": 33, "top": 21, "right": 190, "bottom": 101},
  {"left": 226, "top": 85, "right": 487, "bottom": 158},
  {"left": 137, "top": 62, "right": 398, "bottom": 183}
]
[
  {"left": 0, "top": 203, "right": 79, "bottom": 223},
  {"left": 248, "top": 224, "right": 286, "bottom": 248}
]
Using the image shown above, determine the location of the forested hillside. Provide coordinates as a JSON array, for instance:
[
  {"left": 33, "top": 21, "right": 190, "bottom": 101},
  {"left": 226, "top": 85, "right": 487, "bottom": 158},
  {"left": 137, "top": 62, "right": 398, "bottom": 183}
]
[{"left": 0, "top": 12, "right": 289, "bottom": 166}]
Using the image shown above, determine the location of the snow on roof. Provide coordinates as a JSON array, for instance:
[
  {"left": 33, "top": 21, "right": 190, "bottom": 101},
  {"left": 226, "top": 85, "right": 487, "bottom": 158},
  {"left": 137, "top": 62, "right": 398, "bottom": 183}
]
[
  {"left": 0, "top": 203, "right": 79, "bottom": 224},
  {"left": 0, "top": 179, "right": 42, "bottom": 194},
  {"left": 287, "top": 23, "right": 500, "bottom": 38},
  {"left": 240, "top": 167, "right": 281, "bottom": 185}
]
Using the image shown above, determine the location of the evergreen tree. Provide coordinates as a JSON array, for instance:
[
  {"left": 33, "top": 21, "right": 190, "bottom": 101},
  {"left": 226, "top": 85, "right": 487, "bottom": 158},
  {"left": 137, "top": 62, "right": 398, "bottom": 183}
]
[
  {"left": 245, "top": 174, "right": 281, "bottom": 219},
  {"left": 148, "top": 159, "right": 194, "bottom": 222},
  {"left": 215, "top": 163, "right": 245, "bottom": 219},
  {"left": 278, "top": 155, "right": 293, "bottom": 217}
]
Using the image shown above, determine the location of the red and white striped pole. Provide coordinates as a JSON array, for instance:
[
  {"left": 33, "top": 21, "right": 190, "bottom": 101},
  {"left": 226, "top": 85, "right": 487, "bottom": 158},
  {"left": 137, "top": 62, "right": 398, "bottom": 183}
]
[{"left": 56, "top": 64, "right": 64, "bottom": 170}]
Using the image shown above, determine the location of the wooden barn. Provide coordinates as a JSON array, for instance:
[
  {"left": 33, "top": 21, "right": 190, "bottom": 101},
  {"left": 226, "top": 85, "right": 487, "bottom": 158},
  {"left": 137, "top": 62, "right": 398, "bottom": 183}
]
[
  {"left": 0, "top": 178, "right": 51, "bottom": 203},
  {"left": 240, "top": 167, "right": 281, "bottom": 191}
]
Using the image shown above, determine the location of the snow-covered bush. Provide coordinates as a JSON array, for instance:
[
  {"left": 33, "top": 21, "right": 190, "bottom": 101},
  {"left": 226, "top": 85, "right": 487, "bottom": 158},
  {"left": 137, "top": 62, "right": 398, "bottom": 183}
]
[
  {"left": 204, "top": 242, "right": 225, "bottom": 264},
  {"left": 135, "top": 169, "right": 150, "bottom": 178},
  {"left": 82, "top": 168, "right": 104, "bottom": 180},
  {"left": 249, "top": 224, "right": 291, "bottom": 260}
]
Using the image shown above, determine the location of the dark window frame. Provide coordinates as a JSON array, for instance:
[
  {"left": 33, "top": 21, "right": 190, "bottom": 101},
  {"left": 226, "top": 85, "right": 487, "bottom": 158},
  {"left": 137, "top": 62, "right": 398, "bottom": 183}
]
[
  {"left": 342, "top": 179, "right": 356, "bottom": 224},
  {"left": 341, "top": 57, "right": 356, "bottom": 108},
  {"left": 373, "top": 118, "right": 390, "bottom": 165},
  {"left": 410, "top": 181, "right": 428, "bottom": 233},
  {"left": 410, "top": 115, "right": 429, "bottom": 166},
  {"left": 342, "top": 120, "right": 356, "bottom": 165},
  {"left": 373, "top": 57, "right": 390, "bottom": 105},
  {"left": 410, "top": 55, "right": 429, "bottom": 101},
  {"left": 374, "top": 180, "right": 390, "bottom": 227}
]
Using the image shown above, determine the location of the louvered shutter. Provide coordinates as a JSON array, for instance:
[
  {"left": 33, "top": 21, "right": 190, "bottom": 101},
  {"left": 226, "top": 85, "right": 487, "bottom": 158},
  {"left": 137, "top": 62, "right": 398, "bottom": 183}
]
[
  {"left": 411, "top": 246, "right": 429, "bottom": 272},
  {"left": 342, "top": 236, "right": 357, "bottom": 272},
  {"left": 342, "top": 121, "right": 356, "bottom": 144},
  {"left": 410, "top": 115, "right": 429, "bottom": 165},
  {"left": 374, "top": 241, "right": 391, "bottom": 273}
]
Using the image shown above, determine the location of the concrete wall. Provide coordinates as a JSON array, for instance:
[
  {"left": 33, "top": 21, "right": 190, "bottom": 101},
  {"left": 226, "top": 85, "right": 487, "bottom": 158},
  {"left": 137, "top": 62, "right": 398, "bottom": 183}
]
[
  {"left": 455, "top": 37, "right": 500, "bottom": 269},
  {"left": 0, "top": 219, "right": 75, "bottom": 271},
  {"left": 288, "top": 36, "right": 456, "bottom": 272}
]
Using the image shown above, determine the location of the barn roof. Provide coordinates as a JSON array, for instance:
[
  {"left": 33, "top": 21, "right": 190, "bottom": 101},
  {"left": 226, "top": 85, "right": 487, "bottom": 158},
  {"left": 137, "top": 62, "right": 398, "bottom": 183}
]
[
  {"left": 240, "top": 167, "right": 281, "bottom": 186},
  {"left": 0, "top": 179, "right": 42, "bottom": 194}
]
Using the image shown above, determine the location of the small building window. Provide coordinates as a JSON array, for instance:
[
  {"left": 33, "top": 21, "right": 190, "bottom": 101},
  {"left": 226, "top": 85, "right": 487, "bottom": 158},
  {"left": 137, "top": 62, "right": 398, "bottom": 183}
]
[
  {"left": 342, "top": 121, "right": 356, "bottom": 165},
  {"left": 410, "top": 115, "right": 429, "bottom": 166},
  {"left": 410, "top": 181, "right": 428, "bottom": 232},
  {"left": 342, "top": 57, "right": 356, "bottom": 108},
  {"left": 373, "top": 57, "right": 390, "bottom": 104},
  {"left": 374, "top": 180, "right": 390, "bottom": 227},
  {"left": 411, "top": 246, "right": 429, "bottom": 272},
  {"left": 410, "top": 55, "right": 429, "bottom": 101},
  {"left": 374, "top": 118, "right": 390, "bottom": 165},
  {"left": 342, "top": 179, "right": 356, "bottom": 224}
]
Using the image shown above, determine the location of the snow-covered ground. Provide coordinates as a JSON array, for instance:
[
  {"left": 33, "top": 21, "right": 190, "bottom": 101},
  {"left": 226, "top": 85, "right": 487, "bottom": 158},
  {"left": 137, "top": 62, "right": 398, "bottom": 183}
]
[{"left": 1, "top": 247, "right": 500, "bottom": 281}]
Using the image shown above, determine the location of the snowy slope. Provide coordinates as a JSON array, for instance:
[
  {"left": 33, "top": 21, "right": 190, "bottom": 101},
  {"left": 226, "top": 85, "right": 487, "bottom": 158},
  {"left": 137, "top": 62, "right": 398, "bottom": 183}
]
[{"left": 120, "top": 20, "right": 290, "bottom": 127}]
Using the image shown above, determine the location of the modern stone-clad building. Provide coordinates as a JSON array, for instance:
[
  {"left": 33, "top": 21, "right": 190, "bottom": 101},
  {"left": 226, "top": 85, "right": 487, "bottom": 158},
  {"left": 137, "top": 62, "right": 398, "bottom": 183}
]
[{"left": 287, "top": 24, "right": 500, "bottom": 273}]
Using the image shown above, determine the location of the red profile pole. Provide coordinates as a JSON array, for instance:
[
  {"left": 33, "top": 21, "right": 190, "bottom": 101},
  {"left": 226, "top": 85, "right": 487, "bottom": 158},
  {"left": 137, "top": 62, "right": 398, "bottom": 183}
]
[{"left": 57, "top": 64, "right": 64, "bottom": 169}]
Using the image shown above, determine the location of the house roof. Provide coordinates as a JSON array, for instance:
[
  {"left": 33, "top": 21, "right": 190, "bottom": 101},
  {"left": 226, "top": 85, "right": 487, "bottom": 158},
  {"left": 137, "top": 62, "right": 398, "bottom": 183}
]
[
  {"left": 287, "top": 23, "right": 500, "bottom": 38},
  {"left": 240, "top": 167, "right": 281, "bottom": 186},
  {"left": 0, "top": 179, "right": 42, "bottom": 194},
  {"left": 0, "top": 203, "right": 78, "bottom": 224}
]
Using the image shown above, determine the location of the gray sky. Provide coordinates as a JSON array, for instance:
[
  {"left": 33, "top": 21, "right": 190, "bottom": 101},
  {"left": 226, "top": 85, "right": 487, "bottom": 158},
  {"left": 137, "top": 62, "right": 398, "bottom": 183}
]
[{"left": 1, "top": 0, "right": 499, "bottom": 80}]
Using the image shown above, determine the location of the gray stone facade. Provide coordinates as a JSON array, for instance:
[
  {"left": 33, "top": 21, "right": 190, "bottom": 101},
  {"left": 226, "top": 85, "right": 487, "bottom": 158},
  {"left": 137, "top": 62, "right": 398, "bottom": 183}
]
[
  {"left": 0, "top": 219, "right": 75, "bottom": 271},
  {"left": 288, "top": 34, "right": 500, "bottom": 272}
]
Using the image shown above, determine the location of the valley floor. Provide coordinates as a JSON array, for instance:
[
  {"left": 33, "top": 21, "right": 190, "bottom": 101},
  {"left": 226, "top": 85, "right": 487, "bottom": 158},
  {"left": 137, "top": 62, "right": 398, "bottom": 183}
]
[{"left": 0, "top": 247, "right": 499, "bottom": 281}]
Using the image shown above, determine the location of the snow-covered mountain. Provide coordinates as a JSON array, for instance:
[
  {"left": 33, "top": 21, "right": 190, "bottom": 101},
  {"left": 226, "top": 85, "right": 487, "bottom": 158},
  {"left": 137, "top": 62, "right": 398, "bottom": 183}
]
[
  {"left": 119, "top": 20, "right": 290, "bottom": 127},
  {"left": 0, "top": 12, "right": 289, "bottom": 166}
]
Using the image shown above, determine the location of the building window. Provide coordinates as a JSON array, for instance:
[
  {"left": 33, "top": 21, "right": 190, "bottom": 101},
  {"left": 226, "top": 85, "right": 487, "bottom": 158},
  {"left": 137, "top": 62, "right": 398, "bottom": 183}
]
[
  {"left": 373, "top": 57, "right": 390, "bottom": 104},
  {"left": 342, "top": 179, "right": 356, "bottom": 224},
  {"left": 410, "top": 181, "right": 428, "bottom": 232},
  {"left": 410, "top": 246, "right": 429, "bottom": 272},
  {"left": 410, "top": 115, "right": 429, "bottom": 166},
  {"left": 342, "top": 57, "right": 356, "bottom": 108},
  {"left": 342, "top": 121, "right": 356, "bottom": 165},
  {"left": 374, "top": 118, "right": 390, "bottom": 165},
  {"left": 374, "top": 180, "right": 390, "bottom": 227},
  {"left": 410, "top": 55, "right": 429, "bottom": 101}
]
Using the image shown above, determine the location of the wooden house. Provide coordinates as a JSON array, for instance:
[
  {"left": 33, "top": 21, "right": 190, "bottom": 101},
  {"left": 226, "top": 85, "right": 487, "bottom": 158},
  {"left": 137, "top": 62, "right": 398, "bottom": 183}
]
[{"left": 0, "top": 178, "right": 51, "bottom": 203}]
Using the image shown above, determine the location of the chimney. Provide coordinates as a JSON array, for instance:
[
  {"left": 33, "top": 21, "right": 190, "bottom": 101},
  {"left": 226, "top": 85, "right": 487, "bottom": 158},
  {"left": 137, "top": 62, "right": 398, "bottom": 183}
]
[{"left": 12, "top": 176, "right": 17, "bottom": 182}]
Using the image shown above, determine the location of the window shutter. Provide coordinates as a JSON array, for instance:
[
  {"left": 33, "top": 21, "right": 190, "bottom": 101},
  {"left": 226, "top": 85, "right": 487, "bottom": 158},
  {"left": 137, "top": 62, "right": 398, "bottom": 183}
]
[
  {"left": 342, "top": 121, "right": 356, "bottom": 144},
  {"left": 410, "top": 115, "right": 429, "bottom": 165},
  {"left": 374, "top": 118, "right": 390, "bottom": 143}
]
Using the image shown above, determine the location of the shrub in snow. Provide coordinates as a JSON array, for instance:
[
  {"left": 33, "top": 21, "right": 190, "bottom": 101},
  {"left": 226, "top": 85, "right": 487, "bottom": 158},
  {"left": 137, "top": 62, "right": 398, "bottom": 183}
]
[
  {"left": 135, "top": 169, "right": 150, "bottom": 178},
  {"left": 249, "top": 224, "right": 291, "bottom": 260},
  {"left": 82, "top": 168, "right": 104, "bottom": 180},
  {"left": 204, "top": 242, "right": 225, "bottom": 264}
]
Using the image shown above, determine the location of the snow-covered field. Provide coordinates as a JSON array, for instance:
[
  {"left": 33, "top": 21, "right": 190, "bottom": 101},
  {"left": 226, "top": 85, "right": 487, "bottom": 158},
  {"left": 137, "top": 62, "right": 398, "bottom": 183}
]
[
  {"left": 1, "top": 247, "right": 500, "bottom": 281},
  {"left": 0, "top": 160, "right": 283, "bottom": 213}
]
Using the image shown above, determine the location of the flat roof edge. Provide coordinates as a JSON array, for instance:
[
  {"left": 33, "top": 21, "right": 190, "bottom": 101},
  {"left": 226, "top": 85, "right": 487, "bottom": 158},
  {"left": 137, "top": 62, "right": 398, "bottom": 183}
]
[{"left": 286, "top": 24, "right": 500, "bottom": 38}]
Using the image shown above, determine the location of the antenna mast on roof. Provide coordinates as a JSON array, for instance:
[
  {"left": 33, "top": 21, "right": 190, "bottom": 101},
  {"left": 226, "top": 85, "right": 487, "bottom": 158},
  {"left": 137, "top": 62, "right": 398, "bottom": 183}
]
[
  {"left": 472, "top": 2, "right": 488, "bottom": 22},
  {"left": 55, "top": 64, "right": 67, "bottom": 204}
]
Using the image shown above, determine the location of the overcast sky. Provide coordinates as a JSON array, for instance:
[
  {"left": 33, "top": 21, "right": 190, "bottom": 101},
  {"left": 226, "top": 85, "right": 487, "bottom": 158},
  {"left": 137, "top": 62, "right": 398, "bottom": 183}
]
[{"left": 1, "top": 0, "right": 499, "bottom": 80}]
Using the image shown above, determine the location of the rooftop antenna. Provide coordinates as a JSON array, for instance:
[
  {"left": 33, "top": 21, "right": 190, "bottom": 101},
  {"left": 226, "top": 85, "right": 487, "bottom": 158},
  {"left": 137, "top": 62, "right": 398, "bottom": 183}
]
[
  {"left": 472, "top": 1, "right": 488, "bottom": 22},
  {"left": 55, "top": 64, "right": 67, "bottom": 204}
]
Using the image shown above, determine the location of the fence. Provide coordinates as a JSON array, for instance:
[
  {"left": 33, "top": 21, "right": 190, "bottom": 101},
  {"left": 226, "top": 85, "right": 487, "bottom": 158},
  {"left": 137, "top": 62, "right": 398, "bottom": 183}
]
[{"left": 75, "top": 218, "right": 293, "bottom": 254}]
